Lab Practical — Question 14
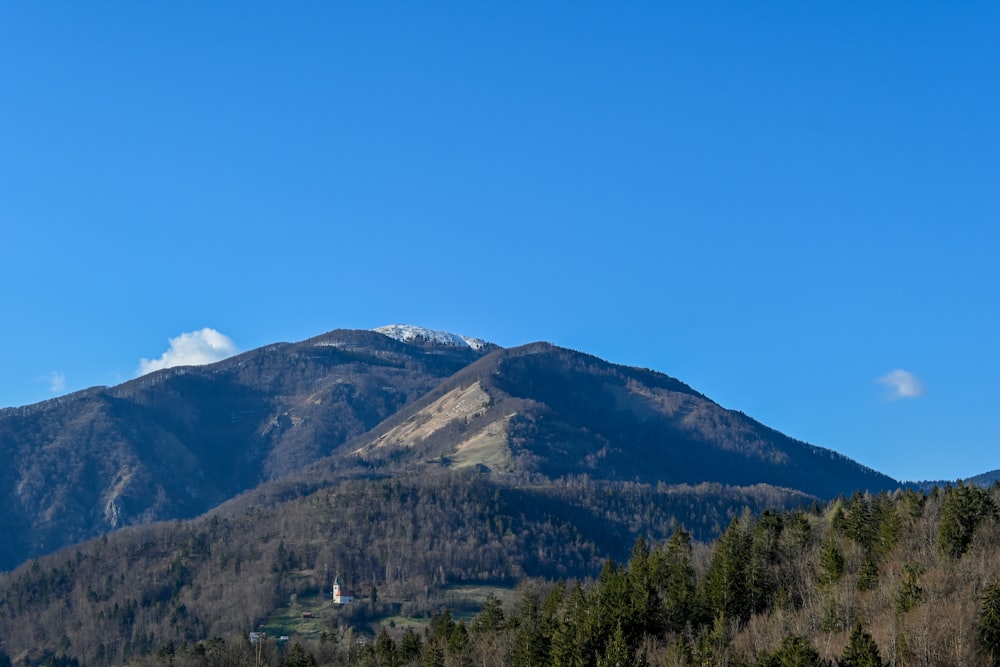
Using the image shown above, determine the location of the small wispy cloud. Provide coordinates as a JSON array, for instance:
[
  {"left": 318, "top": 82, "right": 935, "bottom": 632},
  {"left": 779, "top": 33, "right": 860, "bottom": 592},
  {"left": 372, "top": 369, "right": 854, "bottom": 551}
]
[
  {"left": 877, "top": 369, "right": 925, "bottom": 400},
  {"left": 137, "top": 328, "right": 239, "bottom": 376},
  {"left": 48, "top": 371, "right": 66, "bottom": 393}
]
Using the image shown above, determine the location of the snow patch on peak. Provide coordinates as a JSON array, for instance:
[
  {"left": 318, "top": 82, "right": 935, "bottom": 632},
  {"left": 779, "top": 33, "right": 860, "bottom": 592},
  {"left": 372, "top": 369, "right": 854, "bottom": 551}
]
[{"left": 374, "top": 324, "right": 490, "bottom": 350}]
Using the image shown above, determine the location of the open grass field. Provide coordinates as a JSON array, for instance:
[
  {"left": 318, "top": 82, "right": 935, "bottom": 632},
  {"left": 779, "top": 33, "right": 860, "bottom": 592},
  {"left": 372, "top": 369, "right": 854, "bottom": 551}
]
[{"left": 261, "top": 579, "right": 516, "bottom": 640}]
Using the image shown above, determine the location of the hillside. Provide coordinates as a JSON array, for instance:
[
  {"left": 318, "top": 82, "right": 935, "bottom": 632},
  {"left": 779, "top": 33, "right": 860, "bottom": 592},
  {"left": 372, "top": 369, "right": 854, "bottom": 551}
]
[
  {"left": 0, "top": 469, "right": 814, "bottom": 665},
  {"left": 0, "top": 323, "right": 961, "bottom": 666},
  {"left": 343, "top": 342, "right": 897, "bottom": 499},
  {"left": 0, "top": 329, "right": 490, "bottom": 571},
  {"left": 1, "top": 474, "right": 997, "bottom": 666},
  {"left": 0, "top": 327, "right": 898, "bottom": 573}
]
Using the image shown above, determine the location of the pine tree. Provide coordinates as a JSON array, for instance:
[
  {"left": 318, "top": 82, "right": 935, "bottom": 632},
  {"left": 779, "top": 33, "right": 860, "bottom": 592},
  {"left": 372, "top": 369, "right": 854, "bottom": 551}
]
[
  {"left": 400, "top": 628, "right": 423, "bottom": 663},
  {"left": 626, "top": 539, "right": 663, "bottom": 640},
  {"left": 551, "top": 581, "right": 594, "bottom": 667},
  {"left": 471, "top": 594, "right": 505, "bottom": 634},
  {"left": 428, "top": 610, "right": 456, "bottom": 645},
  {"left": 596, "top": 560, "right": 634, "bottom": 646},
  {"left": 896, "top": 563, "right": 923, "bottom": 614},
  {"left": 872, "top": 494, "right": 901, "bottom": 558},
  {"left": 511, "top": 589, "right": 548, "bottom": 667},
  {"left": 938, "top": 481, "right": 996, "bottom": 559},
  {"left": 657, "top": 529, "right": 698, "bottom": 633},
  {"left": 763, "top": 634, "right": 823, "bottom": 667},
  {"left": 816, "top": 536, "right": 844, "bottom": 587},
  {"left": 703, "top": 516, "right": 752, "bottom": 623},
  {"left": 979, "top": 581, "right": 1000, "bottom": 666},
  {"left": 448, "top": 622, "right": 470, "bottom": 663},
  {"left": 375, "top": 628, "right": 400, "bottom": 667},
  {"left": 748, "top": 511, "right": 783, "bottom": 615},
  {"left": 856, "top": 553, "right": 879, "bottom": 592},
  {"left": 542, "top": 580, "right": 567, "bottom": 639},
  {"left": 597, "top": 623, "right": 642, "bottom": 667},
  {"left": 839, "top": 623, "right": 885, "bottom": 667},
  {"left": 421, "top": 643, "right": 445, "bottom": 667}
]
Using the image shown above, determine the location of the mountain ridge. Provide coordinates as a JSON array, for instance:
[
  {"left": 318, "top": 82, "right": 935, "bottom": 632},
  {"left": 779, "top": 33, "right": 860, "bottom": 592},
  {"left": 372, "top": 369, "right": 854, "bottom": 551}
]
[
  {"left": 0, "top": 324, "right": 979, "bottom": 666},
  {"left": 0, "top": 324, "right": 909, "bottom": 573},
  {"left": 336, "top": 341, "right": 897, "bottom": 499}
]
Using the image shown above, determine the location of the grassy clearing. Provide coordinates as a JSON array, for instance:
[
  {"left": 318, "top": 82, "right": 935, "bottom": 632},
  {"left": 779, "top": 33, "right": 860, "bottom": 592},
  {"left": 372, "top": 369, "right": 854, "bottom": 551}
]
[
  {"left": 262, "top": 577, "right": 515, "bottom": 639},
  {"left": 262, "top": 591, "right": 339, "bottom": 639}
]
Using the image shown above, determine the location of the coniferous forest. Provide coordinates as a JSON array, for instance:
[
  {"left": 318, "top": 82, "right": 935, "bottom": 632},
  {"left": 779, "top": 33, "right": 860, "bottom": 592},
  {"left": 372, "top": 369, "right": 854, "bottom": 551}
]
[{"left": 3, "top": 479, "right": 1000, "bottom": 667}]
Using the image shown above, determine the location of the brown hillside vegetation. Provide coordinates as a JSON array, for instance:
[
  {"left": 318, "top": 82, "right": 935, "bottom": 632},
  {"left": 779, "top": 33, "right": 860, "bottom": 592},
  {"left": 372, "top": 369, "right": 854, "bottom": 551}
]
[
  {"left": 0, "top": 329, "right": 490, "bottom": 571},
  {"left": 0, "top": 469, "right": 806, "bottom": 666},
  {"left": 1, "top": 478, "right": 999, "bottom": 666},
  {"left": 0, "top": 329, "right": 897, "bottom": 578}
]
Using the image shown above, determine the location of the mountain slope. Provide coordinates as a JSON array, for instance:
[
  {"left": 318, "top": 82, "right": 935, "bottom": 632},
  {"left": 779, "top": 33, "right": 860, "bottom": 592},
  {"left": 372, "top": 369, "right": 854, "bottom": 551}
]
[
  {"left": 0, "top": 325, "right": 921, "bottom": 665},
  {"left": 0, "top": 325, "right": 899, "bottom": 574},
  {"left": 345, "top": 342, "right": 896, "bottom": 499},
  {"left": 0, "top": 329, "right": 490, "bottom": 571},
  {"left": 0, "top": 468, "right": 818, "bottom": 666}
]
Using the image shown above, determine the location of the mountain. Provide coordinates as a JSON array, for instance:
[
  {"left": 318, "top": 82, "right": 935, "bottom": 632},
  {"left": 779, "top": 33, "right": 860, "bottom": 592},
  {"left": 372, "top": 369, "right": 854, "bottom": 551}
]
[
  {"left": 342, "top": 342, "right": 896, "bottom": 499},
  {"left": 0, "top": 328, "right": 491, "bottom": 571},
  {"left": 0, "top": 469, "right": 819, "bottom": 665},
  {"left": 374, "top": 323, "right": 491, "bottom": 350},
  {"left": 968, "top": 469, "right": 1000, "bottom": 487},
  {"left": 0, "top": 324, "right": 924, "bottom": 665},
  {"left": 914, "top": 468, "right": 1000, "bottom": 491},
  {"left": 0, "top": 325, "right": 894, "bottom": 573}
]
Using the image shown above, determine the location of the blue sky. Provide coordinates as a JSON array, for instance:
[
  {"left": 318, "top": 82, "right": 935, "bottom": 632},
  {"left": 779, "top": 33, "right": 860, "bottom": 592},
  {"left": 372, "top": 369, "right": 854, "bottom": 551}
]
[{"left": 2, "top": 2, "right": 997, "bottom": 483}]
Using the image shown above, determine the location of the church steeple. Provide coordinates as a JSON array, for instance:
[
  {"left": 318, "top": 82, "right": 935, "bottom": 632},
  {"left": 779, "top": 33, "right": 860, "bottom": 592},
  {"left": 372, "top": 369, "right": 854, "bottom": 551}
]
[{"left": 332, "top": 573, "right": 353, "bottom": 604}]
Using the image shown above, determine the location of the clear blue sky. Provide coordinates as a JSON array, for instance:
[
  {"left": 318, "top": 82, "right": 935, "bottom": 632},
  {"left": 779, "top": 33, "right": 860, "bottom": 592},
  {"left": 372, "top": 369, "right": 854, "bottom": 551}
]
[{"left": 2, "top": 2, "right": 997, "bottom": 483}]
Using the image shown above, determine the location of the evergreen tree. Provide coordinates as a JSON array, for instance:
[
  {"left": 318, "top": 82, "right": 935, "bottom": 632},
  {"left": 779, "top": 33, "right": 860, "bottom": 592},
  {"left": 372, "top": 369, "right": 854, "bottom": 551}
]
[
  {"left": 626, "top": 539, "right": 664, "bottom": 640},
  {"left": 511, "top": 589, "right": 548, "bottom": 667},
  {"left": 597, "top": 622, "right": 642, "bottom": 667},
  {"left": 938, "top": 481, "right": 996, "bottom": 559},
  {"left": 693, "top": 614, "right": 730, "bottom": 667},
  {"left": 550, "top": 617, "right": 584, "bottom": 667},
  {"left": 551, "top": 581, "right": 595, "bottom": 667},
  {"left": 375, "top": 628, "right": 400, "bottom": 667},
  {"left": 542, "top": 580, "right": 567, "bottom": 639},
  {"left": 596, "top": 560, "right": 636, "bottom": 646},
  {"left": 747, "top": 512, "right": 783, "bottom": 615},
  {"left": 980, "top": 581, "right": 1000, "bottom": 666},
  {"left": 816, "top": 537, "right": 844, "bottom": 587},
  {"left": 703, "top": 516, "right": 752, "bottom": 623},
  {"left": 421, "top": 643, "right": 445, "bottom": 667},
  {"left": 400, "top": 628, "right": 423, "bottom": 663},
  {"left": 872, "top": 494, "right": 901, "bottom": 558},
  {"left": 283, "top": 642, "right": 317, "bottom": 667},
  {"left": 841, "top": 492, "right": 874, "bottom": 547},
  {"left": 428, "top": 610, "right": 456, "bottom": 645},
  {"left": 762, "top": 635, "right": 823, "bottom": 667},
  {"left": 838, "top": 623, "right": 884, "bottom": 667},
  {"left": 856, "top": 554, "right": 878, "bottom": 592},
  {"left": 657, "top": 529, "right": 698, "bottom": 633},
  {"left": 448, "top": 622, "right": 469, "bottom": 657},
  {"left": 896, "top": 563, "right": 923, "bottom": 614},
  {"left": 471, "top": 593, "right": 505, "bottom": 634}
]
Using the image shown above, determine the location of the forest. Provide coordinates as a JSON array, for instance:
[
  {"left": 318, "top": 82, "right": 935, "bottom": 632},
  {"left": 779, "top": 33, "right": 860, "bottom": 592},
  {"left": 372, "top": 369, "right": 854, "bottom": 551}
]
[{"left": 2, "top": 478, "right": 1000, "bottom": 666}]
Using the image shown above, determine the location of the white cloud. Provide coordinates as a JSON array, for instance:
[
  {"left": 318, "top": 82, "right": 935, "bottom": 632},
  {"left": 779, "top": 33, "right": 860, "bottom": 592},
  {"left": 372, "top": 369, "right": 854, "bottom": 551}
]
[
  {"left": 877, "top": 369, "right": 925, "bottom": 400},
  {"left": 48, "top": 371, "right": 66, "bottom": 393},
  {"left": 137, "top": 328, "right": 239, "bottom": 376}
]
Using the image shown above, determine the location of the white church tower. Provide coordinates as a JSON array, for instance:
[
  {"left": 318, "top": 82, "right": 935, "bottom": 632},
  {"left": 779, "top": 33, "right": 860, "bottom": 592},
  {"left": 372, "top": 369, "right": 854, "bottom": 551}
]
[{"left": 332, "top": 575, "right": 353, "bottom": 604}]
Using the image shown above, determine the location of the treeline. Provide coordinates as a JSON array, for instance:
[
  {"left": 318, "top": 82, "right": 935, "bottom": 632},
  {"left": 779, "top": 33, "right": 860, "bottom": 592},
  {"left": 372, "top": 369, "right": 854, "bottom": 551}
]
[
  {"left": 0, "top": 471, "right": 808, "bottom": 666},
  {"left": 112, "top": 481, "right": 1000, "bottom": 667},
  {"left": 0, "top": 329, "right": 485, "bottom": 573}
]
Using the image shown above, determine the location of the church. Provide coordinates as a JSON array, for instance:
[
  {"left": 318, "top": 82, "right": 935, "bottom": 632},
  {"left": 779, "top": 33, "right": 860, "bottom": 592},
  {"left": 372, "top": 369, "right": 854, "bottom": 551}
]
[{"left": 332, "top": 575, "right": 353, "bottom": 604}]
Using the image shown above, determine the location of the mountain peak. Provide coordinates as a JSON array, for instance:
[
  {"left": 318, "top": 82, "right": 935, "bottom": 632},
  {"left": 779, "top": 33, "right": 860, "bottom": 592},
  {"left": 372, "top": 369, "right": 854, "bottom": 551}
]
[{"left": 373, "top": 324, "right": 492, "bottom": 350}]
